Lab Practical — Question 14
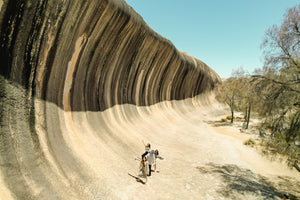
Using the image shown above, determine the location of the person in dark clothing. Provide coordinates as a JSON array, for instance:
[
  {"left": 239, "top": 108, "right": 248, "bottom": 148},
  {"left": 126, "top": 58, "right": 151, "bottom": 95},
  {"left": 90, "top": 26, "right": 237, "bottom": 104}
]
[{"left": 141, "top": 142, "right": 150, "bottom": 159}]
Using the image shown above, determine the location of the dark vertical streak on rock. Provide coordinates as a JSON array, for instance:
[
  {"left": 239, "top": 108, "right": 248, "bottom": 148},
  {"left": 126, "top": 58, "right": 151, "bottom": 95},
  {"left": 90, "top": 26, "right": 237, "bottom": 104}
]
[
  {"left": 23, "top": 0, "right": 47, "bottom": 90},
  {"left": 0, "top": 0, "right": 25, "bottom": 79}
]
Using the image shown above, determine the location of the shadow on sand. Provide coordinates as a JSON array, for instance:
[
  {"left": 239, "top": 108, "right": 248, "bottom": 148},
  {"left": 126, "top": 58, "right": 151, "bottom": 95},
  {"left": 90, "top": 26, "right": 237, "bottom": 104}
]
[
  {"left": 197, "top": 163, "right": 299, "bottom": 199},
  {"left": 128, "top": 173, "right": 146, "bottom": 185}
]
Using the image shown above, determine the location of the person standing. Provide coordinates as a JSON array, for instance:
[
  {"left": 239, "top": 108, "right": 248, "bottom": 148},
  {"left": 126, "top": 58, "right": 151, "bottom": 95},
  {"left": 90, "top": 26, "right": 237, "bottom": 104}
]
[
  {"left": 141, "top": 141, "right": 150, "bottom": 159},
  {"left": 146, "top": 150, "right": 157, "bottom": 177},
  {"left": 138, "top": 156, "right": 149, "bottom": 184},
  {"left": 241, "top": 120, "right": 247, "bottom": 132},
  {"left": 153, "top": 149, "right": 163, "bottom": 172}
]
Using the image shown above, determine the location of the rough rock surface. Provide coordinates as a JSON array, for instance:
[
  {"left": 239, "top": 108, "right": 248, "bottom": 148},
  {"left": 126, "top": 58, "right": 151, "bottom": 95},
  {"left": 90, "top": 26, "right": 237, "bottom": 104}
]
[
  {"left": 0, "top": 0, "right": 220, "bottom": 199},
  {"left": 0, "top": 0, "right": 219, "bottom": 110},
  {"left": 2, "top": 0, "right": 299, "bottom": 200}
]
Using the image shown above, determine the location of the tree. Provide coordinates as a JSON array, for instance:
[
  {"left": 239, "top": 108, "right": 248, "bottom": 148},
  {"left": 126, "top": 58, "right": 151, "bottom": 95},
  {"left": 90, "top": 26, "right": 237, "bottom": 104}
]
[
  {"left": 261, "top": 4, "right": 300, "bottom": 72},
  {"left": 231, "top": 68, "right": 252, "bottom": 128},
  {"left": 254, "top": 4, "right": 300, "bottom": 143},
  {"left": 216, "top": 78, "right": 238, "bottom": 123},
  {"left": 216, "top": 68, "right": 249, "bottom": 124},
  {"left": 252, "top": 4, "right": 300, "bottom": 165}
]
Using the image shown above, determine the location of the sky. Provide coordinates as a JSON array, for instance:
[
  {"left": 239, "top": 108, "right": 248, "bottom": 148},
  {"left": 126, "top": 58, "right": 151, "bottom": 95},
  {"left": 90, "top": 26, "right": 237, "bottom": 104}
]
[{"left": 124, "top": 0, "right": 299, "bottom": 78}]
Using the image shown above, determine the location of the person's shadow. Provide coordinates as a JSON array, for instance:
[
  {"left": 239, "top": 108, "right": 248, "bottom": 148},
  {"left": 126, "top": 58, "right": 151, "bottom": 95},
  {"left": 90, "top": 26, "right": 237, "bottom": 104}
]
[{"left": 128, "top": 173, "right": 146, "bottom": 184}]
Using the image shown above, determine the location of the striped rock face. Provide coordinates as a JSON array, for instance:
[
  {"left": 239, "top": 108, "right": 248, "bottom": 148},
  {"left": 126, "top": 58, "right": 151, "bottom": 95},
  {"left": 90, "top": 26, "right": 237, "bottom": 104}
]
[{"left": 0, "top": 0, "right": 221, "bottom": 199}]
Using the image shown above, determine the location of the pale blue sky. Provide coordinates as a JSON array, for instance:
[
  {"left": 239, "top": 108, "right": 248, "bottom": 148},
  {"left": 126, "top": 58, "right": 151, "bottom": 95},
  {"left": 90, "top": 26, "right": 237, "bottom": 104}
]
[{"left": 124, "top": 0, "right": 299, "bottom": 78}]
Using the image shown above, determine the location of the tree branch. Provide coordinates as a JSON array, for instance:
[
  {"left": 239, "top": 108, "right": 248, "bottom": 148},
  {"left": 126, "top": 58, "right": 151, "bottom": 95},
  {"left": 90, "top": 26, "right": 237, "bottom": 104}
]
[{"left": 251, "top": 75, "right": 300, "bottom": 93}]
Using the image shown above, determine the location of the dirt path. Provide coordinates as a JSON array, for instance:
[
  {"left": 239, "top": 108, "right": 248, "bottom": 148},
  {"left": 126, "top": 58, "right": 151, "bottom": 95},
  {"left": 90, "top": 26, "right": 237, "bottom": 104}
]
[{"left": 212, "top": 122, "right": 300, "bottom": 199}]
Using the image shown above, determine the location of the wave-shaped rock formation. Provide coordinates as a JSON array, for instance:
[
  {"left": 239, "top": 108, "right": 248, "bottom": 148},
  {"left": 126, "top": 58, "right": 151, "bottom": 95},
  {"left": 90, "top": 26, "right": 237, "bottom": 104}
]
[{"left": 0, "top": 0, "right": 220, "bottom": 199}]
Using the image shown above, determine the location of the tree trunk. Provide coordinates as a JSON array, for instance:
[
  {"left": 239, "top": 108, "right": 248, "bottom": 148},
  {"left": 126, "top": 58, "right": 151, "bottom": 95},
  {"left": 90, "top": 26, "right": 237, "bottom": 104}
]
[
  {"left": 246, "top": 103, "right": 251, "bottom": 129},
  {"left": 230, "top": 94, "right": 235, "bottom": 123}
]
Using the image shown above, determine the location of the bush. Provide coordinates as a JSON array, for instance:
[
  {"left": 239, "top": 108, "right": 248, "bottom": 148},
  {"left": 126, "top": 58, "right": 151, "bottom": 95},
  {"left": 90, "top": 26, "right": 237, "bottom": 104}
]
[
  {"left": 226, "top": 115, "right": 232, "bottom": 120},
  {"left": 221, "top": 118, "right": 227, "bottom": 122},
  {"left": 244, "top": 138, "right": 255, "bottom": 146}
]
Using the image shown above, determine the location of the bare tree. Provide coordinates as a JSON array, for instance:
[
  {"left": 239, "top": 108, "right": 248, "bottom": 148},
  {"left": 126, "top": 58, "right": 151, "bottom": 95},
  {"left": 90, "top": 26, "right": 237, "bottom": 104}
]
[
  {"left": 232, "top": 68, "right": 252, "bottom": 128},
  {"left": 262, "top": 4, "right": 300, "bottom": 71},
  {"left": 216, "top": 78, "right": 238, "bottom": 123},
  {"left": 216, "top": 68, "right": 249, "bottom": 124}
]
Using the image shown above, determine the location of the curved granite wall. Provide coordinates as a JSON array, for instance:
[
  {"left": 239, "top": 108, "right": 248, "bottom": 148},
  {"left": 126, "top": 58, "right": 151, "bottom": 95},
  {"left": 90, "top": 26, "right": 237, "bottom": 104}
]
[{"left": 0, "top": 0, "right": 220, "bottom": 199}]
